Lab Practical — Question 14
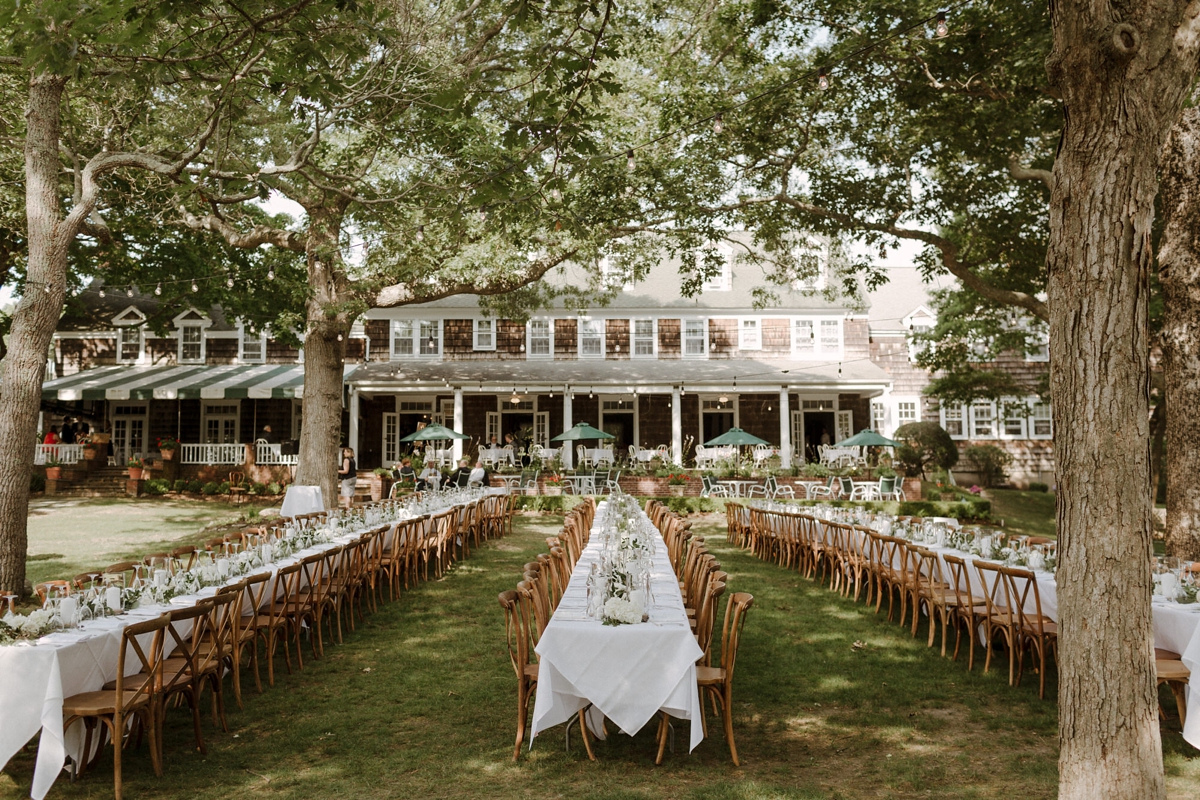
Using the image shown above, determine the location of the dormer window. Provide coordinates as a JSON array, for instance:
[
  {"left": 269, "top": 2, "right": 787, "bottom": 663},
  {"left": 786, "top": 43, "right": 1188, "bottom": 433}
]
[
  {"left": 112, "top": 305, "right": 147, "bottom": 365},
  {"left": 239, "top": 324, "right": 266, "bottom": 363},
  {"left": 700, "top": 244, "right": 733, "bottom": 292},
  {"left": 173, "top": 309, "right": 211, "bottom": 364}
]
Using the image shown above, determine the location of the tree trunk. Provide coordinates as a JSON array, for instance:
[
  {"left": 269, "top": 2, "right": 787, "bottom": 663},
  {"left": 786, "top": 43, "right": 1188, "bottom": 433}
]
[
  {"left": 1149, "top": 395, "right": 1165, "bottom": 511},
  {"left": 291, "top": 207, "right": 351, "bottom": 510},
  {"left": 1045, "top": 6, "right": 1200, "bottom": 796},
  {"left": 0, "top": 75, "right": 69, "bottom": 594},
  {"left": 1158, "top": 107, "right": 1200, "bottom": 560}
]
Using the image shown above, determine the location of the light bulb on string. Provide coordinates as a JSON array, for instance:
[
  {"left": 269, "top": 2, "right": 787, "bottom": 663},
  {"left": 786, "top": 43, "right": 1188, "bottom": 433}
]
[
  {"left": 267, "top": 268, "right": 275, "bottom": 280},
  {"left": 126, "top": 286, "right": 134, "bottom": 297},
  {"left": 416, "top": 225, "right": 424, "bottom": 242},
  {"left": 713, "top": 113, "right": 723, "bottom": 134},
  {"left": 337, "top": 334, "right": 343, "bottom": 342},
  {"left": 226, "top": 277, "right": 234, "bottom": 289},
  {"left": 550, "top": 188, "right": 562, "bottom": 202},
  {"left": 98, "top": 289, "right": 105, "bottom": 298},
  {"left": 191, "top": 281, "right": 198, "bottom": 293},
  {"left": 818, "top": 69, "right": 829, "bottom": 91},
  {"left": 154, "top": 283, "right": 162, "bottom": 296},
  {"left": 935, "top": 11, "right": 948, "bottom": 37},
  {"left": 626, "top": 150, "right": 635, "bottom": 171},
  {"left": 43, "top": 283, "right": 50, "bottom": 294},
  {"left": 478, "top": 209, "right": 487, "bottom": 223}
]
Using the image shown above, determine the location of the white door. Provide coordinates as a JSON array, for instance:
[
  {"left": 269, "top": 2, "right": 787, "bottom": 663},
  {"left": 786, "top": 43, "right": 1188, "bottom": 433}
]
[
  {"left": 382, "top": 412, "right": 398, "bottom": 466},
  {"left": 486, "top": 412, "right": 500, "bottom": 445},
  {"left": 111, "top": 405, "right": 147, "bottom": 464},
  {"left": 791, "top": 411, "right": 804, "bottom": 463},
  {"left": 836, "top": 409, "right": 853, "bottom": 443},
  {"left": 534, "top": 412, "right": 550, "bottom": 447}
]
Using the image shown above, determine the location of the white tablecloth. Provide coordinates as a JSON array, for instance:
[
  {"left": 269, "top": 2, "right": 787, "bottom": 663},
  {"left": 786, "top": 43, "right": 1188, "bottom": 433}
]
[
  {"left": 280, "top": 485, "right": 324, "bottom": 517},
  {"left": 0, "top": 496, "right": 482, "bottom": 799},
  {"left": 532, "top": 502, "right": 705, "bottom": 750}
]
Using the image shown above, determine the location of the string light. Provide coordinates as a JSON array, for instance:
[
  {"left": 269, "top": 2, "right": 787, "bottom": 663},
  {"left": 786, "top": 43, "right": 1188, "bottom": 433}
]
[
  {"left": 126, "top": 286, "right": 134, "bottom": 297},
  {"left": 337, "top": 334, "right": 343, "bottom": 341},
  {"left": 267, "top": 269, "right": 275, "bottom": 280},
  {"left": 713, "top": 113, "right": 723, "bottom": 134},
  {"left": 818, "top": 68, "right": 829, "bottom": 90},
  {"left": 155, "top": 283, "right": 162, "bottom": 296},
  {"left": 98, "top": 289, "right": 105, "bottom": 298},
  {"left": 43, "top": 284, "right": 50, "bottom": 294},
  {"left": 550, "top": 188, "right": 562, "bottom": 202},
  {"left": 226, "top": 277, "right": 235, "bottom": 288},
  {"left": 191, "top": 281, "right": 198, "bottom": 293},
  {"left": 416, "top": 225, "right": 424, "bottom": 241},
  {"left": 935, "top": 11, "right": 949, "bottom": 37},
  {"left": 626, "top": 150, "right": 635, "bottom": 171}
]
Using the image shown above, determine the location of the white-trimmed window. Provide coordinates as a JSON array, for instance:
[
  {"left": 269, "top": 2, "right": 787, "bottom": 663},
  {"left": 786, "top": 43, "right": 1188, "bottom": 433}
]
[
  {"left": 578, "top": 318, "right": 604, "bottom": 358},
  {"left": 739, "top": 318, "right": 761, "bottom": 350},
  {"left": 792, "top": 317, "right": 843, "bottom": 358},
  {"left": 116, "top": 327, "right": 144, "bottom": 364},
  {"left": 683, "top": 319, "right": 708, "bottom": 358},
  {"left": 871, "top": 401, "right": 887, "bottom": 432},
  {"left": 971, "top": 401, "right": 996, "bottom": 438},
  {"left": 179, "top": 324, "right": 204, "bottom": 363},
  {"left": 473, "top": 319, "right": 495, "bottom": 351},
  {"left": 239, "top": 326, "right": 266, "bottom": 363},
  {"left": 1002, "top": 403, "right": 1027, "bottom": 438},
  {"left": 1031, "top": 402, "right": 1052, "bottom": 438},
  {"left": 896, "top": 400, "right": 919, "bottom": 426},
  {"left": 942, "top": 402, "right": 965, "bottom": 439},
  {"left": 632, "top": 319, "right": 656, "bottom": 358},
  {"left": 1026, "top": 332, "right": 1050, "bottom": 362},
  {"left": 391, "top": 319, "right": 440, "bottom": 358},
  {"left": 527, "top": 319, "right": 553, "bottom": 358},
  {"left": 418, "top": 320, "right": 440, "bottom": 357},
  {"left": 701, "top": 250, "right": 733, "bottom": 292},
  {"left": 391, "top": 320, "right": 414, "bottom": 356}
]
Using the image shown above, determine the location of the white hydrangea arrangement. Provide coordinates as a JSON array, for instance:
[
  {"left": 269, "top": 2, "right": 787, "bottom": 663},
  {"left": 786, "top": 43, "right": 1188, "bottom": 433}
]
[
  {"left": 0, "top": 608, "right": 58, "bottom": 644},
  {"left": 602, "top": 595, "right": 646, "bottom": 626}
]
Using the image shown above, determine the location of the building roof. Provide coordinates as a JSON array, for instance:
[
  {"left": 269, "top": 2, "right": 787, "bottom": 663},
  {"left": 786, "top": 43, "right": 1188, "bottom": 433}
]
[
  {"left": 347, "top": 357, "right": 892, "bottom": 396},
  {"left": 58, "top": 280, "right": 236, "bottom": 332},
  {"left": 864, "top": 264, "right": 950, "bottom": 333}
]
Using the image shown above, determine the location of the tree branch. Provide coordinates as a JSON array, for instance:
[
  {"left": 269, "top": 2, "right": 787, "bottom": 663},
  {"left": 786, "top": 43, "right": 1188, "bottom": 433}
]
[
  {"left": 175, "top": 207, "right": 307, "bottom": 251},
  {"left": 373, "top": 247, "right": 580, "bottom": 307},
  {"left": 1007, "top": 155, "right": 1053, "bottom": 192}
]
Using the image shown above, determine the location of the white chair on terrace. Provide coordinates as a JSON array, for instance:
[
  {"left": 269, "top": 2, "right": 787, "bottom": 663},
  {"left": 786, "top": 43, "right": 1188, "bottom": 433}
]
[{"left": 576, "top": 445, "right": 591, "bottom": 469}]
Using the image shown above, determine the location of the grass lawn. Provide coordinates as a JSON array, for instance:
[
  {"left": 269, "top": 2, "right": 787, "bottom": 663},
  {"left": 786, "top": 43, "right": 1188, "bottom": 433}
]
[
  {"left": 4, "top": 505, "right": 1197, "bottom": 798},
  {"left": 24, "top": 497, "right": 273, "bottom": 588},
  {"left": 988, "top": 489, "right": 1057, "bottom": 539}
]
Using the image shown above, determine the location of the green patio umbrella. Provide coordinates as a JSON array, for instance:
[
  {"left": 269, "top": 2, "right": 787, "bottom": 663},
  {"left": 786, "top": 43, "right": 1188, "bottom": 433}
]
[
  {"left": 834, "top": 428, "right": 901, "bottom": 448},
  {"left": 551, "top": 422, "right": 616, "bottom": 442},
  {"left": 704, "top": 427, "right": 771, "bottom": 447},
  {"left": 399, "top": 422, "right": 470, "bottom": 442}
]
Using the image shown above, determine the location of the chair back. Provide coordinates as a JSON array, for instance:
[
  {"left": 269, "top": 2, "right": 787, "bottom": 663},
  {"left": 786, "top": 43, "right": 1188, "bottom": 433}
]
[
  {"left": 165, "top": 599, "right": 214, "bottom": 693},
  {"left": 940, "top": 553, "right": 977, "bottom": 611},
  {"left": 695, "top": 578, "right": 727, "bottom": 664},
  {"left": 498, "top": 590, "right": 536, "bottom": 679},
  {"left": 204, "top": 590, "right": 240, "bottom": 673},
  {"left": 718, "top": 592, "right": 755, "bottom": 682},
  {"left": 838, "top": 476, "right": 854, "bottom": 497},
  {"left": 764, "top": 475, "right": 779, "bottom": 495},
  {"left": 116, "top": 613, "right": 170, "bottom": 708},
  {"left": 878, "top": 475, "right": 896, "bottom": 495},
  {"left": 1000, "top": 566, "right": 1049, "bottom": 636},
  {"left": 973, "top": 560, "right": 1008, "bottom": 617}
]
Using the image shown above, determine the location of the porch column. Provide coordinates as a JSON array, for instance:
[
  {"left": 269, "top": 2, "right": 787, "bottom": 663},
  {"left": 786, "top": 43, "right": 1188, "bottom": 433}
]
[
  {"left": 452, "top": 387, "right": 464, "bottom": 463},
  {"left": 671, "top": 386, "right": 683, "bottom": 466},
  {"left": 562, "top": 388, "right": 574, "bottom": 469},
  {"left": 779, "top": 387, "right": 792, "bottom": 469},
  {"left": 348, "top": 388, "right": 360, "bottom": 458}
]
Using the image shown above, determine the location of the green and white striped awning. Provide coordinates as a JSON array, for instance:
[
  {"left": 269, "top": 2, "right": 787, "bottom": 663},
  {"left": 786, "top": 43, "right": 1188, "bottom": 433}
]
[{"left": 42, "top": 364, "right": 354, "bottom": 401}]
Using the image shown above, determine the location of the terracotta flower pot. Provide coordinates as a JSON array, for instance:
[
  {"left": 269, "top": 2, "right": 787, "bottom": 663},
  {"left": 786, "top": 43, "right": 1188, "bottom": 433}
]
[
  {"left": 543, "top": 485, "right": 562, "bottom": 496},
  {"left": 45, "top": 467, "right": 62, "bottom": 480},
  {"left": 128, "top": 467, "right": 144, "bottom": 481},
  {"left": 160, "top": 449, "right": 176, "bottom": 461}
]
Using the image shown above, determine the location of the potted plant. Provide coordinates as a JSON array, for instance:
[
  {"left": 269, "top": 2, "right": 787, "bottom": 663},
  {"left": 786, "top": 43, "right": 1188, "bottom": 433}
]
[
  {"left": 369, "top": 467, "right": 394, "bottom": 501},
  {"left": 667, "top": 472, "right": 688, "bottom": 496},
  {"left": 157, "top": 436, "right": 179, "bottom": 461},
  {"left": 127, "top": 457, "right": 145, "bottom": 481},
  {"left": 543, "top": 474, "right": 564, "bottom": 496},
  {"left": 44, "top": 455, "right": 63, "bottom": 481}
]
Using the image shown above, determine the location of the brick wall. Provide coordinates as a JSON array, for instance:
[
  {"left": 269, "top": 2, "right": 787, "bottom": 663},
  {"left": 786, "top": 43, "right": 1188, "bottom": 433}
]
[
  {"left": 709, "top": 318, "right": 736, "bottom": 358},
  {"left": 606, "top": 319, "right": 630, "bottom": 359},
  {"left": 556, "top": 319, "right": 578, "bottom": 358},
  {"left": 658, "top": 318, "right": 681, "bottom": 358}
]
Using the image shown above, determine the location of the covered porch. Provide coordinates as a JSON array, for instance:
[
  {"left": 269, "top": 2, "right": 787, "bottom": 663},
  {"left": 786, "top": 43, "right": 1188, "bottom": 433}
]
[{"left": 345, "top": 359, "right": 892, "bottom": 471}]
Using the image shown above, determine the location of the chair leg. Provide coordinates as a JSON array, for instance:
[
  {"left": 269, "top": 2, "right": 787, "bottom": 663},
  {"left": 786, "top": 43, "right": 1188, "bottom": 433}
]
[
  {"left": 722, "top": 684, "right": 740, "bottom": 767},
  {"left": 577, "top": 710, "right": 596, "bottom": 762},
  {"left": 655, "top": 713, "right": 670, "bottom": 765},
  {"left": 513, "top": 685, "right": 528, "bottom": 761},
  {"left": 112, "top": 713, "right": 123, "bottom": 800}
]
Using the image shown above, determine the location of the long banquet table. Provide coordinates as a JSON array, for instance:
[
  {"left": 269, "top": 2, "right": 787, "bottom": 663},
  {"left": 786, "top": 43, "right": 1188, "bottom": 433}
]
[
  {"left": 531, "top": 501, "right": 705, "bottom": 751},
  {"left": 0, "top": 491, "right": 493, "bottom": 800},
  {"left": 754, "top": 504, "right": 1200, "bottom": 750}
]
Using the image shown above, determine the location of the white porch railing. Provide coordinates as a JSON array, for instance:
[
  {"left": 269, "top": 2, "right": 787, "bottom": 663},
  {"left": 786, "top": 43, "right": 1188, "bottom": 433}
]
[
  {"left": 180, "top": 443, "right": 246, "bottom": 465},
  {"left": 34, "top": 444, "right": 83, "bottom": 465},
  {"left": 255, "top": 442, "right": 298, "bottom": 466}
]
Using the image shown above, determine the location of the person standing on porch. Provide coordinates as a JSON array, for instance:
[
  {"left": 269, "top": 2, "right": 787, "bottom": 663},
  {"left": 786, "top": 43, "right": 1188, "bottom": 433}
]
[
  {"left": 260, "top": 424, "right": 274, "bottom": 443},
  {"left": 42, "top": 426, "right": 59, "bottom": 445},
  {"left": 338, "top": 447, "right": 357, "bottom": 509}
]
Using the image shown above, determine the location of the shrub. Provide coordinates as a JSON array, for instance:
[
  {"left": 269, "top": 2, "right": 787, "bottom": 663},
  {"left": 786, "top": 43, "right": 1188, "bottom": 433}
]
[
  {"left": 965, "top": 444, "right": 1013, "bottom": 488},
  {"left": 30, "top": 474, "right": 45, "bottom": 493},
  {"left": 248, "top": 481, "right": 266, "bottom": 495},
  {"left": 186, "top": 480, "right": 205, "bottom": 493},
  {"left": 201, "top": 481, "right": 222, "bottom": 495},
  {"left": 145, "top": 478, "right": 171, "bottom": 496},
  {"left": 894, "top": 421, "right": 959, "bottom": 478},
  {"left": 267, "top": 482, "right": 282, "bottom": 495},
  {"left": 172, "top": 479, "right": 187, "bottom": 493},
  {"left": 218, "top": 481, "right": 231, "bottom": 494},
  {"left": 1028, "top": 481, "right": 1050, "bottom": 493}
]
